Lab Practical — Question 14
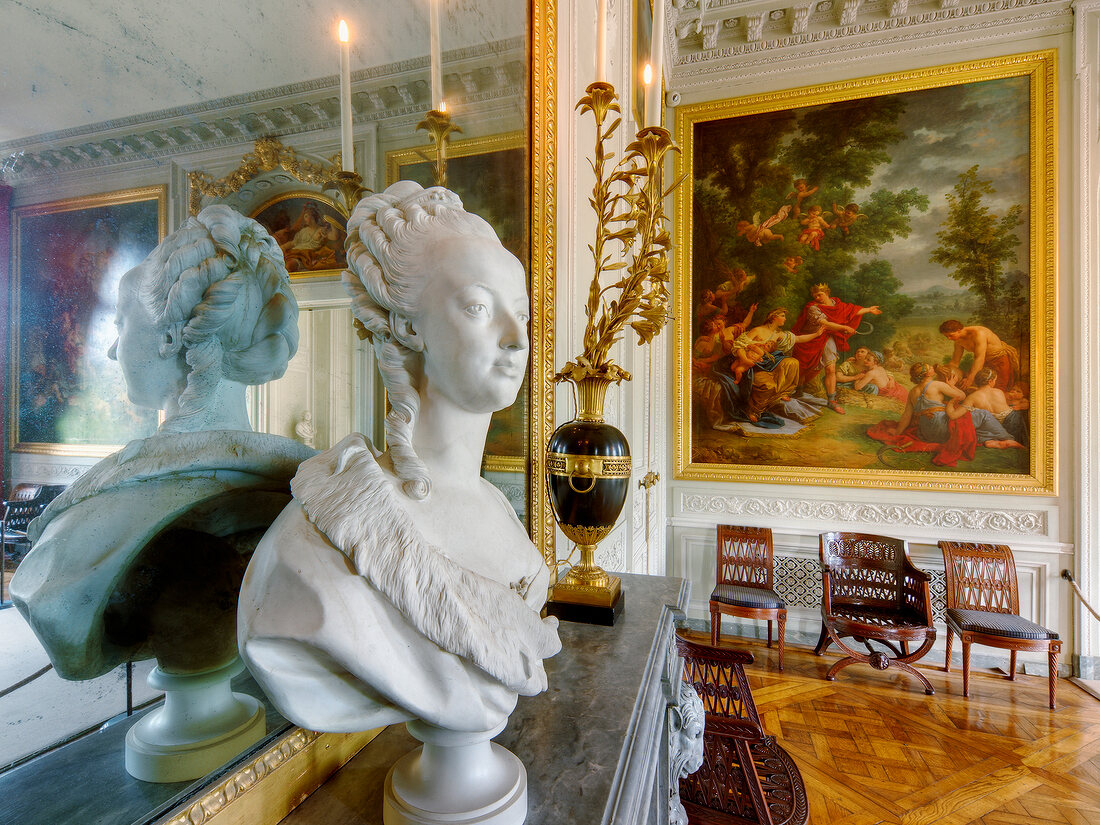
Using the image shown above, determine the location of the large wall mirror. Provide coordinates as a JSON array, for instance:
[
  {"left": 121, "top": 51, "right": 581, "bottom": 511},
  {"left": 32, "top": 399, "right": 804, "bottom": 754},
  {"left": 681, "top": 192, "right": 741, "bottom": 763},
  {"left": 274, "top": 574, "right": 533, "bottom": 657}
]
[{"left": 0, "top": 1, "right": 555, "bottom": 822}]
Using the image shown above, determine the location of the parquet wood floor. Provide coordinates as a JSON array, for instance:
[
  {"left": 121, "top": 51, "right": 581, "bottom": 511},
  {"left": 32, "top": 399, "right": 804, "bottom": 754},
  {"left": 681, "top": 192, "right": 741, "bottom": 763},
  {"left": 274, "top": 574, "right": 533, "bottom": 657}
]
[{"left": 688, "top": 631, "right": 1100, "bottom": 824}]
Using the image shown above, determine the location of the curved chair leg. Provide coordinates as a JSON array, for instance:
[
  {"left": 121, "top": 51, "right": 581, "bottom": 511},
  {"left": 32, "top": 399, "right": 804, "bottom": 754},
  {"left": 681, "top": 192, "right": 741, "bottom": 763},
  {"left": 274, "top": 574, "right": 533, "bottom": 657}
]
[
  {"left": 711, "top": 607, "right": 720, "bottom": 646},
  {"left": 1009, "top": 650, "right": 1017, "bottom": 681},
  {"left": 813, "top": 622, "right": 831, "bottom": 655},
  {"left": 1049, "top": 643, "right": 1060, "bottom": 710},
  {"left": 961, "top": 640, "right": 972, "bottom": 698},
  {"left": 825, "top": 656, "right": 860, "bottom": 682},
  {"left": 944, "top": 627, "right": 954, "bottom": 673},
  {"left": 890, "top": 659, "right": 935, "bottom": 695},
  {"left": 777, "top": 610, "right": 787, "bottom": 671}
]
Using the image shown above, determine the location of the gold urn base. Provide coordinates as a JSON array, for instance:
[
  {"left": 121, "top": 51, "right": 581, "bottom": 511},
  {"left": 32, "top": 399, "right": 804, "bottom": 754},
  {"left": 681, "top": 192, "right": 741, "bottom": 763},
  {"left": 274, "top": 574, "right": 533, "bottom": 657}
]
[{"left": 546, "top": 543, "right": 624, "bottom": 625}]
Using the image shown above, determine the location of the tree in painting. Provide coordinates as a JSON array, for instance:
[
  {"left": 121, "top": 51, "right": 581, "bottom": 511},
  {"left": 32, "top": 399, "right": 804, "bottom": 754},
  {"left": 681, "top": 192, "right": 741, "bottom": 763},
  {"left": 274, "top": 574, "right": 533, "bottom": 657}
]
[{"left": 689, "top": 75, "right": 1032, "bottom": 475}]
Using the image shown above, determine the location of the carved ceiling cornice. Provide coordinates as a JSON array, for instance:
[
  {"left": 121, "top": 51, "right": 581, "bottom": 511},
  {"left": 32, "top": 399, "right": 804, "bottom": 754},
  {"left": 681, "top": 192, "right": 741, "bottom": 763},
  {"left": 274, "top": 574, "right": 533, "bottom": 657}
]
[
  {"left": 669, "top": 0, "right": 1071, "bottom": 83},
  {"left": 0, "top": 37, "right": 524, "bottom": 182}
]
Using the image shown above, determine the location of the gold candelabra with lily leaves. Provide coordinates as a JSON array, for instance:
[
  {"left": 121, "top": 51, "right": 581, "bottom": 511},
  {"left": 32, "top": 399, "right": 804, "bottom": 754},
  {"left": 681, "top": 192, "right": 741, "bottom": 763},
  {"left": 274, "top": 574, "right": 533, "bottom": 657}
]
[{"left": 545, "top": 80, "right": 682, "bottom": 625}]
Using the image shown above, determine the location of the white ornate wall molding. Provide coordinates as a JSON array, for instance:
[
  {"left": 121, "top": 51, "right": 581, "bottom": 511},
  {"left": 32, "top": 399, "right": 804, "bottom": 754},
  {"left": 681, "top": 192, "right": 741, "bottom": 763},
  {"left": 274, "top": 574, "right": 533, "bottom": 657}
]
[
  {"left": 667, "top": 0, "right": 1071, "bottom": 85},
  {"left": 0, "top": 38, "right": 524, "bottom": 183},
  {"left": 596, "top": 533, "right": 627, "bottom": 573},
  {"left": 675, "top": 490, "right": 1052, "bottom": 538},
  {"left": 1073, "top": 0, "right": 1100, "bottom": 670},
  {"left": 11, "top": 454, "right": 97, "bottom": 486}
]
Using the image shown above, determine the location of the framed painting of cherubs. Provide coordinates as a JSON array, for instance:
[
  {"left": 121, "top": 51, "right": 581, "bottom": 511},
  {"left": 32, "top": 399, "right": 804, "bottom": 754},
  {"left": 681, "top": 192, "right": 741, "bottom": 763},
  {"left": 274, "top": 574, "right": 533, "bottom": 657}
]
[
  {"left": 673, "top": 51, "right": 1055, "bottom": 495},
  {"left": 10, "top": 186, "right": 167, "bottom": 456},
  {"left": 249, "top": 192, "right": 349, "bottom": 280}
]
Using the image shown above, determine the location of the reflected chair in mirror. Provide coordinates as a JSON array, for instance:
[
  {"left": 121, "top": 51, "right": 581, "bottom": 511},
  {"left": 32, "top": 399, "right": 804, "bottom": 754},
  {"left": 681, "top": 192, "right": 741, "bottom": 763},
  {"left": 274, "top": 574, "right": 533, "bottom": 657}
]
[
  {"left": 710, "top": 525, "right": 787, "bottom": 670},
  {"left": 815, "top": 531, "right": 937, "bottom": 694},
  {"left": 1, "top": 483, "right": 66, "bottom": 606},
  {"left": 939, "top": 540, "right": 1061, "bottom": 710},
  {"left": 676, "top": 632, "right": 809, "bottom": 825}
]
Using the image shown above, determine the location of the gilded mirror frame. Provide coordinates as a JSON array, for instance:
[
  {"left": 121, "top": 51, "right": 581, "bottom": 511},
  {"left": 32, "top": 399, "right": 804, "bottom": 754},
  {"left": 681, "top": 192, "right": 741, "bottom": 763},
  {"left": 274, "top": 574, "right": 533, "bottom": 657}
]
[{"left": 150, "top": 3, "right": 556, "bottom": 822}]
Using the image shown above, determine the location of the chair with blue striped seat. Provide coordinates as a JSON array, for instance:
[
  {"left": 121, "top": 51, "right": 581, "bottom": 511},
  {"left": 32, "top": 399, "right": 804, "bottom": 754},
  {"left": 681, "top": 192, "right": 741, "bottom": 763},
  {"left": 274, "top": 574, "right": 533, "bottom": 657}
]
[
  {"left": 710, "top": 525, "right": 787, "bottom": 670},
  {"left": 939, "top": 540, "right": 1061, "bottom": 709}
]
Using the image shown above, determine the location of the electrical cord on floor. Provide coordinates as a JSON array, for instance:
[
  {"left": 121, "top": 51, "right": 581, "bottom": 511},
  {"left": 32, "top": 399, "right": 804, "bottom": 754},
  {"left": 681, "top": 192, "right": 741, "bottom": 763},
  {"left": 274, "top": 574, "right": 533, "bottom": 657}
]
[
  {"left": 1062, "top": 569, "right": 1100, "bottom": 624},
  {"left": 0, "top": 663, "right": 52, "bottom": 700}
]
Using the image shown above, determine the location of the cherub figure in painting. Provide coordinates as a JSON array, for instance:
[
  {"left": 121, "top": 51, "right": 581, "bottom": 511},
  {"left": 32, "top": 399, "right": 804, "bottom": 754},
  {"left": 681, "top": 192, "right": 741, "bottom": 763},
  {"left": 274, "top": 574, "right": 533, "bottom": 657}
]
[
  {"left": 785, "top": 178, "right": 819, "bottom": 217},
  {"left": 736, "top": 204, "right": 790, "bottom": 246},
  {"left": 728, "top": 337, "right": 776, "bottom": 383},
  {"left": 782, "top": 255, "right": 803, "bottom": 274},
  {"left": 832, "top": 202, "right": 868, "bottom": 235},
  {"left": 797, "top": 204, "right": 834, "bottom": 251}
]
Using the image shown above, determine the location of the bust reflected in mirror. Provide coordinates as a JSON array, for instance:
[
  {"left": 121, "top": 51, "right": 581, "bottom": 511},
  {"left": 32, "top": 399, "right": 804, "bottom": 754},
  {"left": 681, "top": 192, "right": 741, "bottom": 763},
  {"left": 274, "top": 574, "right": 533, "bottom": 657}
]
[
  {"left": 11, "top": 205, "right": 315, "bottom": 782},
  {"left": 239, "top": 181, "right": 559, "bottom": 821}
]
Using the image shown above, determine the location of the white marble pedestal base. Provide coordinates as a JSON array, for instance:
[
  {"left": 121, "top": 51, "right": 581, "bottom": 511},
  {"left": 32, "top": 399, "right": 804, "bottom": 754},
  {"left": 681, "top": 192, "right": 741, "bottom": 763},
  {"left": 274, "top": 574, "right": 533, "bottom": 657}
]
[
  {"left": 125, "top": 657, "right": 265, "bottom": 783},
  {"left": 383, "top": 719, "right": 527, "bottom": 825}
]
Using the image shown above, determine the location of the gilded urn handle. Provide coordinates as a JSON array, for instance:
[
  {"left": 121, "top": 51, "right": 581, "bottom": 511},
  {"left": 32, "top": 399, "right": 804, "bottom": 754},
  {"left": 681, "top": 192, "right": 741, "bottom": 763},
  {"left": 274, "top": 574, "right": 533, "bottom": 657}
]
[{"left": 567, "top": 458, "right": 597, "bottom": 494}]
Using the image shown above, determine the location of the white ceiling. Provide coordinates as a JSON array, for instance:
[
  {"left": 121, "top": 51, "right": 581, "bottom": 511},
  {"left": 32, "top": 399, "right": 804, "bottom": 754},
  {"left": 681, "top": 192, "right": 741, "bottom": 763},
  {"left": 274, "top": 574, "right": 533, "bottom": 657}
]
[{"left": 0, "top": 0, "right": 522, "bottom": 144}]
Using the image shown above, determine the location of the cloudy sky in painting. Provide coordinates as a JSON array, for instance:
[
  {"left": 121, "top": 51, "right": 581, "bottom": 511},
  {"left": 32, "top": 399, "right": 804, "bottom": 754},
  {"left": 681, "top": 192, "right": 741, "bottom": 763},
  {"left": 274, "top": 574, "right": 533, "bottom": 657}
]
[{"left": 848, "top": 75, "right": 1031, "bottom": 295}]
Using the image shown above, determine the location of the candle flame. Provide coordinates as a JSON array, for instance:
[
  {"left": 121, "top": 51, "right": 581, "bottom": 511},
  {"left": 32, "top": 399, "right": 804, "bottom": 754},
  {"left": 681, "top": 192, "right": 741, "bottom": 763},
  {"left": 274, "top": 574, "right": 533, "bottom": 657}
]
[
  {"left": 338, "top": 19, "right": 349, "bottom": 43},
  {"left": 439, "top": 100, "right": 447, "bottom": 113},
  {"left": 642, "top": 63, "right": 653, "bottom": 86}
]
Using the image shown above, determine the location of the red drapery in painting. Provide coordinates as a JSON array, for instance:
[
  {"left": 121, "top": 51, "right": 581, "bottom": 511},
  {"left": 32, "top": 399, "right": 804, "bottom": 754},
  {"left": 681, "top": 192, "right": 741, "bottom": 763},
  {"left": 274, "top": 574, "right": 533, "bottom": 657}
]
[{"left": 1, "top": 184, "right": 10, "bottom": 494}]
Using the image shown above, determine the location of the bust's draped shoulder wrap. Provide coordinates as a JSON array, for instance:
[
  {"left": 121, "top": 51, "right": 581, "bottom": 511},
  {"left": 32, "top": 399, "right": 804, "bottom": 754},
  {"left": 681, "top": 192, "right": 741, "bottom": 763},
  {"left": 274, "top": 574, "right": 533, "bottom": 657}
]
[
  {"left": 12, "top": 431, "right": 316, "bottom": 680},
  {"left": 238, "top": 433, "right": 561, "bottom": 733}
]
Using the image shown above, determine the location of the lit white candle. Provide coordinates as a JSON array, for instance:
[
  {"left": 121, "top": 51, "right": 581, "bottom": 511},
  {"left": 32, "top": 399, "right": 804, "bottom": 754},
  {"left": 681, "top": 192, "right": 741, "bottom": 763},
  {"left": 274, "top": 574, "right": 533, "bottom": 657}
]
[
  {"left": 430, "top": 0, "right": 443, "bottom": 110},
  {"left": 642, "top": 63, "right": 653, "bottom": 128},
  {"left": 338, "top": 20, "right": 354, "bottom": 172},
  {"left": 596, "top": 0, "right": 607, "bottom": 83},
  {"left": 648, "top": 0, "right": 666, "bottom": 126}
]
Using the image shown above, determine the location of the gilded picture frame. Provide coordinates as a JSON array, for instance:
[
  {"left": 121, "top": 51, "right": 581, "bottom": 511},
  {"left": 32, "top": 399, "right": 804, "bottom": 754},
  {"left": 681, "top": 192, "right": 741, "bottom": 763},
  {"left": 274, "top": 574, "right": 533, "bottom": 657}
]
[
  {"left": 10, "top": 185, "right": 167, "bottom": 457},
  {"left": 249, "top": 191, "right": 349, "bottom": 281},
  {"left": 387, "top": 131, "right": 529, "bottom": 475},
  {"left": 674, "top": 51, "right": 1056, "bottom": 495}
]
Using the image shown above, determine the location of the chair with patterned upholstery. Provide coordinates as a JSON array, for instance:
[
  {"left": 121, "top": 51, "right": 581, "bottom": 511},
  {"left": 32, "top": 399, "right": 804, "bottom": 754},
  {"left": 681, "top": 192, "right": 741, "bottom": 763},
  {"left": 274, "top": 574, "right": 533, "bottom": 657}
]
[
  {"left": 710, "top": 525, "right": 787, "bottom": 670},
  {"left": 676, "top": 631, "right": 809, "bottom": 825},
  {"left": 939, "top": 540, "right": 1061, "bottom": 709},
  {"left": 815, "top": 531, "right": 937, "bottom": 694},
  {"left": 1, "top": 483, "right": 67, "bottom": 605}
]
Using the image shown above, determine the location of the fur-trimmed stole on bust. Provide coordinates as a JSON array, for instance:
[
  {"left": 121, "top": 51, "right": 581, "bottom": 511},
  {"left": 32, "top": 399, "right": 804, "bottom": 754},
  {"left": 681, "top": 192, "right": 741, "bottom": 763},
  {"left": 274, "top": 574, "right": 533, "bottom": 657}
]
[{"left": 291, "top": 434, "right": 560, "bottom": 696}]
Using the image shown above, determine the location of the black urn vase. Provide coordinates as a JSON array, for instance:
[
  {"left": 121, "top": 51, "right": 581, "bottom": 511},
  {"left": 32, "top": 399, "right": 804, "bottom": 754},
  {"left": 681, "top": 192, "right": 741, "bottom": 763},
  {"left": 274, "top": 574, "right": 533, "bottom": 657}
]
[{"left": 546, "top": 376, "right": 630, "bottom": 613}]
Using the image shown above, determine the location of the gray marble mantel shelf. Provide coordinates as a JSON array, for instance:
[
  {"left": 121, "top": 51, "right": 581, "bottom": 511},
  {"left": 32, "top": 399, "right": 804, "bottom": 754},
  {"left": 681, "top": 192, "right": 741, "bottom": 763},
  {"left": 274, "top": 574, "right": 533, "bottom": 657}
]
[{"left": 280, "top": 572, "right": 689, "bottom": 825}]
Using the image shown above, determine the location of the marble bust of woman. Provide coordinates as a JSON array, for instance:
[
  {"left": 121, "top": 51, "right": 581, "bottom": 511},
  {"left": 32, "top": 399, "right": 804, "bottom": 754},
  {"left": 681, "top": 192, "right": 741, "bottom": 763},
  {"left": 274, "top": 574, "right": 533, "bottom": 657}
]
[
  {"left": 12, "top": 205, "right": 314, "bottom": 781},
  {"left": 238, "top": 181, "right": 560, "bottom": 738}
]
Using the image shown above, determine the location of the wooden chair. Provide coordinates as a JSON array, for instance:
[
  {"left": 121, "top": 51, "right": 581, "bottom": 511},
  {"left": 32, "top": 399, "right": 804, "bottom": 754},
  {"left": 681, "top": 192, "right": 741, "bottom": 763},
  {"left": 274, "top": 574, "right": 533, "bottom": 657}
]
[
  {"left": 939, "top": 541, "right": 1061, "bottom": 709},
  {"left": 815, "top": 531, "right": 937, "bottom": 694},
  {"left": 710, "top": 525, "right": 787, "bottom": 670},
  {"left": 1, "top": 483, "right": 66, "bottom": 604},
  {"left": 676, "top": 632, "right": 808, "bottom": 825}
]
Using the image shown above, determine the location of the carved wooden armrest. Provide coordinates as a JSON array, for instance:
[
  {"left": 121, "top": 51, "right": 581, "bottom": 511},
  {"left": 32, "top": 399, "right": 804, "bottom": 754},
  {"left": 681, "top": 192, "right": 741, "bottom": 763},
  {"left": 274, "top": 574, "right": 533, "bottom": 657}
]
[{"left": 704, "top": 714, "right": 765, "bottom": 741}]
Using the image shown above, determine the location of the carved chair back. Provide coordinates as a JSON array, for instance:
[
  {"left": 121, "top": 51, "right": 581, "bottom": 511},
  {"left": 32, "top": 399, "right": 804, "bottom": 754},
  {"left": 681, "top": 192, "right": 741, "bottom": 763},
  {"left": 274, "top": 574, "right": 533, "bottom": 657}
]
[
  {"left": 677, "top": 631, "right": 763, "bottom": 733},
  {"left": 939, "top": 541, "right": 1020, "bottom": 614},
  {"left": 716, "top": 524, "right": 774, "bottom": 590},
  {"left": 675, "top": 632, "right": 809, "bottom": 825},
  {"left": 819, "top": 531, "right": 914, "bottom": 613},
  {"left": 3, "top": 484, "right": 65, "bottom": 535}
]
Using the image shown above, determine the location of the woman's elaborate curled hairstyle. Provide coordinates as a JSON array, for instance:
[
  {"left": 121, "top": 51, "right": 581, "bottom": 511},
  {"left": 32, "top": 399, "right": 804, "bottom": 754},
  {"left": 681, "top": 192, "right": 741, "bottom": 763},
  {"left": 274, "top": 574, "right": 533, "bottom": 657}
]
[
  {"left": 342, "top": 180, "right": 500, "bottom": 500},
  {"left": 136, "top": 204, "right": 299, "bottom": 432}
]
